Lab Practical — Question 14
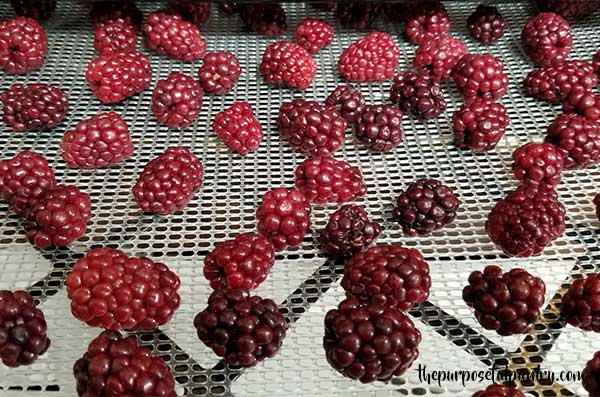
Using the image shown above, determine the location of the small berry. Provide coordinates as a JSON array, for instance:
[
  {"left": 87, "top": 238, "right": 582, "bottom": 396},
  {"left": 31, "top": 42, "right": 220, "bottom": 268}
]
[
  {"left": 354, "top": 105, "right": 403, "bottom": 152},
  {"left": 10, "top": 0, "right": 56, "bottom": 20},
  {"left": 452, "top": 99, "right": 509, "bottom": 152},
  {"left": 169, "top": 1, "right": 211, "bottom": 24},
  {"left": 93, "top": 19, "right": 137, "bottom": 54},
  {"left": 213, "top": 102, "right": 263, "bottom": 155},
  {"left": 545, "top": 113, "right": 600, "bottom": 169},
  {"left": 0, "top": 17, "right": 47, "bottom": 74},
  {"left": 414, "top": 35, "right": 467, "bottom": 81},
  {"left": 319, "top": 205, "right": 381, "bottom": 257},
  {"left": 521, "top": 12, "right": 573, "bottom": 66},
  {"left": 512, "top": 142, "right": 564, "bottom": 186},
  {"left": 583, "top": 351, "right": 600, "bottom": 396},
  {"left": 390, "top": 71, "right": 447, "bottom": 120},
  {"left": 451, "top": 54, "right": 509, "bottom": 103},
  {"left": 294, "top": 18, "right": 333, "bottom": 53},
  {"left": 324, "top": 85, "right": 366, "bottom": 124},
  {"left": 338, "top": 32, "right": 400, "bottom": 82},
  {"left": 259, "top": 40, "right": 317, "bottom": 90},
  {"left": 560, "top": 273, "right": 600, "bottom": 332},
  {"left": 405, "top": 1, "right": 450, "bottom": 44},
  {"left": 151, "top": 72, "right": 203, "bottom": 129},
  {"left": 1, "top": 83, "right": 68, "bottom": 132},
  {"left": 336, "top": 2, "right": 377, "bottom": 30},
  {"left": 467, "top": 5, "right": 506, "bottom": 44},
  {"left": 198, "top": 51, "right": 241, "bottom": 95},
  {"left": 240, "top": 3, "right": 287, "bottom": 37},
  {"left": 472, "top": 385, "right": 525, "bottom": 397},
  {"left": 143, "top": 11, "right": 206, "bottom": 61}
]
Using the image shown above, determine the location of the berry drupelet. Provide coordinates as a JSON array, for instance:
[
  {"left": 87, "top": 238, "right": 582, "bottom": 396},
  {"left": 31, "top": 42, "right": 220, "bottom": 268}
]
[
  {"left": 413, "top": 35, "right": 467, "bottom": 82},
  {"left": 143, "top": 11, "right": 206, "bottom": 61},
  {"left": 512, "top": 142, "right": 564, "bottom": 186},
  {"left": 335, "top": 2, "right": 377, "bottom": 30},
  {"left": 0, "top": 17, "right": 47, "bottom": 74},
  {"left": 405, "top": 1, "right": 450, "bottom": 44},
  {"left": 213, "top": 102, "right": 263, "bottom": 155},
  {"left": 198, "top": 51, "right": 241, "bottom": 95},
  {"left": 452, "top": 99, "right": 509, "bottom": 152},
  {"left": 451, "top": 54, "right": 509, "bottom": 103},
  {"left": 11, "top": 0, "right": 56, "bottom": 20},
  {"left": 325, "top": 85, "right": 366, "bottom": 124},
  {"left": 260, "top": 40, "right": 317, "bottom": 90},
  {"left": 1, "top": 83, "right": 68, "bottom": 132},
  {"left": 319, "top": 205, "right": 381, "bottom": 258},
  {"left": 545, "top": 113, "right": 600, "bottom": 169},
  {"left": 524, "top": 60, "right": 598, "bottom": 104},
  {"left": 93, "top": 19, "right": 137, "bottom": 55},
  {"left": 240, "top": 3, "right": 287, "bottom": 37},
  {"left": 169, "top": 0, "right": 212, "bottom": 24},
  {"left": 521, "top": 12, "right": 573, "bottom": 66},
  {"left": 467, "top": 5, "right": 506, "bottom": 44},
  {"left": 560, "top": 273, "right": 600, "bottom": 332},
  {"left": 472, "top": 385, "right": 525, "bottom": 397},
  {"left": 338, "top": 32, "right": 400, "bottom": 82},
  {"left": 390, "top": 71, "right": 447, "bottom": 120},
  {"left": 151, "top": 72, "right": 203, "bottom": 129},
  {"left": 294, "top": 18, "right": 334, "bottom": 53},
  {"left": 354, "top": 105, "right": 403, "bottom": 152}
]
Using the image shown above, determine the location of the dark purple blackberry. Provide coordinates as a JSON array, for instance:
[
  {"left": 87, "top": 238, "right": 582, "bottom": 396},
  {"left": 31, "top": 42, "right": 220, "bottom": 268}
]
[
  {"left": 390, "top": 71, "right": 447, "bottom": 120},
  {"left": 240, "top": 3, "right": 287, "bottom": 37},
  {"left": 1, "top": 83, "right": 68, "bottom": 132},
  {"left": 169, "top": 1, "right": 211, "bottom": 24},
  {"left": 354, "top": 104, "right": 403, "bottom": 152},
  {"left": 324, "top": 85, "right": 366, "bottom": 124},
  {"left": 319, "top": 205, "right": 381, "bottom": 257},
  {"left": 583, "top": 351, "right": 600, "bottom": 396},
  {"left": 10, "top": 0, "right": 56, "bottom": 20},
  {"left": 336, "top": 2, "right": 377, "bottom": 29},
  {"left": 467, "top": 4, "right": 506, "bottom": 44}
]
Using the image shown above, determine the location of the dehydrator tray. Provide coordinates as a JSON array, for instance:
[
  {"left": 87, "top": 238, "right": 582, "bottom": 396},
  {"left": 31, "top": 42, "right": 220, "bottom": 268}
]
[{"left": 1, "top": 1, "right": 600, "bottom": 396}]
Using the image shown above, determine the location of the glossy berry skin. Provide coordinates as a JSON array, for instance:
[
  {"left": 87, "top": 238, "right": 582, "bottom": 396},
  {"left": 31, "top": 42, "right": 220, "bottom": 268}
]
[
  {"left": 521, "top": 12, "right": 572, "bottom": 66},
  {"left": 93, "top": 19, "right": 138, "bottom": 55},
  {"left": 295, "top": 18, "right": 333, "bottom": 53},
  {"left": 512, "top": 142, "right": 564, "bottom": 186},
  {"left": 338, "top": 32, "right": 400, "bottom": 82},
  {"left": 193, "top": 289, "right": 286, "bottom": 367},
  {"left": 325, "top": 85, "right": 366, "bottom": 124},
  {"left": 451, "top": 54, "right": 509, "bottom": 103},
  {"left": 66, "top": 248, "right": 181, "bottom": 331},
  {"left": 10, "top": 0, "right": 56, "bottom": 20},
  {"left": 405, "top": 1, "right": 450, "bottom": 45},
  {"left": 453, "top": 99, "right": 509, "bottom": 152},
  {"left": 169, "top": 1, "right": 211, "bottom": 24},
  {"left": 560, "top": 274, "right": 600, "bottom": 332},
  {"left": 467, "top": 5, "right": 506, "bottom": 44},
  {"left": 561, "top": 91, "right": 600, "bottom": 121},
  {"left": 256, "top": 187, "right": 311, "bottom": 251},
  {"left": 198, "top": 51, "right": 241, "bottom": 95},
  {"left": 90, "top": 1, "right": 143, "bottom": 30},
  {"left": 485, "top": 183, "right": 565, "bottom": 257},
  {"left": 151, "top": 72, "right": 203, "bottom": 129},
  {"left": 324, "top": 297, "right": 421, "bottom": 383},
  {"left": 24, "top": 185, "right": 92, "bottom": 249},
  {"left": 240, "top": 3, "right": 287, "bottom": 37},
  {"left": 0, "top": 290, "right": 51, "bottom": 367},
  {"left": 277, "top": 99, "right": 347, "bottom": 156},
  {"left": 133, "top": 146, "right": 203, "bottom": 215},
  {"left": 0, "top": 151, "right": 56, "bottom": 217},
  {"left": 0, "top": 17, "right": 47, "bottom": 74},
  {"left": 414, "top": 35, "right": 467, "bottom": 82},
  {"left": 73, "top": 330, "right": 176, "bottom": 397},
  {"left": 86, "top": 50, "right": 152, "bottom": 104},
  {"left": 260, "top": 40, "right": 317, "bottom": 90},
  {"left": 393, "top": 179, "right": 460, "bottom": 237},
  {"left": 583, "top": 351, "right": 600, "bottom": 396},
  {"left": 545, "top": 113, "right": 600, "bottom": 169},
  {"left": 390, "top": 71, "right": 446, "bottom": 120},
  {"left": 1, "top": 83, "right": 68, "bottom": 132},
  {"left": 203, "top": 233, "right": 275, "bottom": 290},
  {"left": 335, "top": 2, "right": 377, "bottom": 30},
  {"left": 143, "top": 11, "right": 206, "bottom": 61},
  {"left": 524, "top": 60, "right": 597, "bottom": 104},
  {"left": 536, "top": 0, "right": 600, "bottom": 19},
  {"left": 342, "top": 245, "right": 431, "bottom": 311},
  {"left": 472, "top": 384, "right": 525, "bottom": 397},
  {"left": 319, "top": 205, "right": 381, "bottom": 258},
  {"left": 355, "top": 105, "right": 403, "bottom": 152},
  {"left": 61, "top": 112, "right": 134, "bottom": 169},
  {"left": 213, "top": 102, "right": 263, "bottom": 155}
]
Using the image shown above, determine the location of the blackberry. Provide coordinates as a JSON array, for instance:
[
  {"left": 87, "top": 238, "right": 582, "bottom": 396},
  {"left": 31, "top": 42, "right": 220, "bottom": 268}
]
[
  {"left": 413, "top": 35, "right": 467, "bottom": 81},
  {"left": 240, "top": 3, "right": 287, "bottom": 37},
  {"left": 354, "top": 105, "right": 403, "bottom": 152},
  {"left": 545, "top": 113, "right": 600, "bottom": 169},
  {"left": 390, "top": 71, "right": 447, "bottom": 120},
  {"left": 319, "top": 205, "right": 381, "bottom": 258},
  {"left": 0, "top": 17, "right": 47, "bottom": 74},
  {"left": 324, "top": 85, "right": 366, "bottom": 124},
  {"left": 467, "top": 5, "right": 506, "bottom": 44},
  {"left": 151, "top": 72, "right": 203, "bottom": 129},
  {"left": 521, "top": 12, "right": 573, "bottom": 66},
  {"left": 451, "top": 53, "right": 509, "bottom": 103},
  {"left": 405, "top": 1, "right": 450, "bottom": 44},
  {"left": 560, "top": 273, "right": 600, "bottom": 332},
  {"left": 10, "top": 0, "right": 56, "bottom": 20},
  {"left": 452, "top": 99, "right": 509, "bottom": 152},
  {"left": 336, "top": 2, "right": 377, "bottom": 30},
  {"left": 512, "top": 142, "right": 564, "bottom": 186},
  {"left": 1, "top": 83, "right": 68, "bottom": 132}
]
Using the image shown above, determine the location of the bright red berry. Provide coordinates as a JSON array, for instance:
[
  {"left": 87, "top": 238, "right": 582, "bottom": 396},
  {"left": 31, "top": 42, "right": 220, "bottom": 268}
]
[
  {"left": 198, "top": 51, "right": 241, "bottom": 95},
  {"left": 451, "top": 54, "right": 509, "bottom": 103},
  {"left": 260, "top": 40, "right": 317, "bottom": 89},
  {"left": 521, "top": 12, "right": 573, "bottom": 66},
  {"left": 338, "top": 32, "right": 400, "bottom": 82},
  {"left": 0, "top": 17, "right": 47, "bottom": 74},
  {"left": 414, "top": 35, "right": 467, "bottom": 81},
  {"left": 213, "top": 102, "right": 263, "bottom": 155},
  {"left": 93, "top": 19, "right": 137, "bottom": 54},
  {"left": 151, "top": 72, "right": 203, "bottom": 129},
  {"left": 545, "top": 113, "right": 600, "bottom": 169},
  {"left": 143, "top": 11, "right": 206, "bottom": 61},
  {"left": 452, "top": 99, "right": 509, "bottom": 152},
  {"left": 512, "top": 142, "right": 564, "bottom": 186},
  {"left": 561, "top": 91, "right": 600, "bottom": 121},
  {"left": 294, "top": 18, "right": 333, "bottom": 53}
]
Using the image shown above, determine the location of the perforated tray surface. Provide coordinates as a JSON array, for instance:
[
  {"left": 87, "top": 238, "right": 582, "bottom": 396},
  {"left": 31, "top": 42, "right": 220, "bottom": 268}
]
[{"left": 1, "top": 1, "right": 600, "bottom": 396}]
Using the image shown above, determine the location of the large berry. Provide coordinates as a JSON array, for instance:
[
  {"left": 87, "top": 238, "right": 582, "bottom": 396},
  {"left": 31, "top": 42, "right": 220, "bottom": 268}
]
[
  {"left": 193, "top": 289, "right": 286, "bottom": 367},
  {"left": 467, "top": 5, "right": 506, "bottom": 44},
  {"left": 0, "top": 151, "right": 56, "bottom": 217},
  {"left": 324, "top": 297, "right": 421, "bottom": 383},
  {"left": 463, "top": 265, "right": 546, "bottom": 336},
  {"left": 198, "top": 51, "right": 241, "bottom": 95},
  {"left": 169, "top": 1, "right": 211, "bottom": 24},
  {"left": 295, "top": 18, "right": 333, "bottom": 53},
  {"left": 452, "top": 99, "right": 509, "bottom": 152},
  {"left": 143, "top": 11, "right": 206, "bottom": 61},
  {"left": 86, "top": 50, "right": 152, "bottom": 104},
  {"left": 354, "top": 105, "right": 403, "bottom": 152},
  {"left": 545, "top": 113, "right": 600, "bottom": 169},
  {"left": 240, "top": 3, "right": 287, "bottom": 37},
  {"left": 24, "top": 185, "right": 92, "bottom": 249},
  {"left": 324, "top": 85, "right": 366, "bottom": 124},
  {"left": 451, "top": 54, "right": 509, "bottom": 103},
  {"left": 319, "top": 205, "right": 381, "bottom": 258},
  {"left": 61, "top": 112, "right": 134, "bottom": 169},
  {"left": 472, "top": 385, "right": 525, "bottom": 397},
  {"left": 203, "top": 233, "right": 275, "bottom": 290},
  {"left": 93, "top": 19, "right": 138, "bottom": 54},
  {"left": 537, "top": 0, "right": 600, "bottom": 19},
  {"left": 512, "top": 142, "right": 564, "bottom": 186},
  {"left": 390, "top": 71, "right": 446, "bottom": 120},
  {"left": 560, "top": 273, "right": 600, "bottom": 332},
  {"left": 66, "top": 248, "right": 181, "bottom": 330},
  {"left": 10, "top": 0, "right": 56, "bottom": 20},
  {"left": 414, "top": 35, "right": 467, "bottom": 81},
  {"left": 213, "top": 102, "right": 263, "bottom": 155},
  {"left": 583, "top": 351, "right": 600, "bottom": 396},
  {"left": 485, "top": 183, "right": 565, "bottom": 257},
  {"left": 1, "top": 83, "right": 68, "bottom": 132},
  {"left": 335, "top": 2, "right": 377, "bottom": 30},
  {"left": 277, "top": 99, "right": 347, "bottom": 156},
  {"left": 0, "top": 17, "right": 47, "bottom": 74},
  {"left": 256, "top": 187, "right": 311, "bottom": 251},
  {"left": 524, "top": 60, "right": 598, "bottom": 104},
  {"left": 521, "top": 12, "right": 573, "bottom": 66},
  {"left": 259, "top": 40, "right": 317, "bottom": 90},
  {"left": 90, "top": 1, "right": 143, "bottom": 29},
  {"left": 73, "top": 330, "right": 176, "bottom": 397},
  {"left": 561, "top": 91, "right": 600, "bottom": 121},
  {"left": 151, "top": 72, "right": 202, "bottom": 129},
  {"left": 338, "top": 32, "right": 400, "bottom": 82},
  {"left": 405, "top": 1, "right": 450, "bottom": 44},
  {"left": 133, "top": 147, "right": 203, "bottom": 215}
]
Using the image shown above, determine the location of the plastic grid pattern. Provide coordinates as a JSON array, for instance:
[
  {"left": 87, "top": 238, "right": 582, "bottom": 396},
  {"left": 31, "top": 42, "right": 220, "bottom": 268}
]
[{"left": 0, "top": 1, "right": 599, "bottom": 396}]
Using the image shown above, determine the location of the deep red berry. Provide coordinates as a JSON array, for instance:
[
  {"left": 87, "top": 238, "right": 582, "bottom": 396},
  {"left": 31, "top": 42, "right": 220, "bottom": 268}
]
[
  {"left": 319, "top": 205, "right": 381, "bottom": 258},
  {"left": 451, "top": 54, "right": 509, "bottom": 103},
  {"left": 260, "top": 40, "right": 316, "bottom": 90},
  {"left": 453, "top": 99, "right": 509, "bottom": 152},
  {"left": 295, "top": 18, "right": 333, "bottom": 53},
  {"left": 86, "top": 50, "right": 152, "bottom": 104},
  {"left": 213, "top": 102, "right": 263, "bottom": 155},
  {"left": 1, "top": 83, "right": 68, "bottom": 132},
  {"left": 203, "top": 233, "right": 275, "bottom": 290},
  {"left": 324, "top": 296, "right": 421, "bottom": 383},
  {"left": 90, "top": 1, "right": 143, "bottom": 30},
  {"left": 405, "top": 1, "right": 450, "bottom": 44},
  {"left": 414, "top": 35, "right": 467, "bottom": 81},
  {"left": 521, "top": 12, "right": 573, "bottom": 66},
  {"left": 93, "top": 19, "right": 138, "bottom": 54},
  {"left": 390, "top": 71, "right": 446, "bottom": 120},
  {"left": 545, "top": 113, "right": 600, "bottom": 169},
  {"left": 536, "top": 0, "right": 600, "bottom": 19},
  {"left": 336, "top": 2, "right": 377, "bottom": 30},
  {"left": 143, "top": 11, "right": 206, "bottom": 61},
  {"left": 66, "top": 247, "right": 181, "bottom": 330},
  {"left": 512, "top": 142, "right": 564, "bottom": 186},
  {"left": 524, "top": 60, "right": 598, "bottom": 104},
  {"left": 472, "top": 384, "right": 525, "bottom": 397},
  {"left": 594, "top": 49, "right": 600, "bottom": 79},
  {"left": 467, "top": 5, "right": 506, "bottom": 44},
  {"left": 561, "top": 91, "right": 600, "bottom": 121},
  {"left": 24, "top": 185, "right": 92, "bottom": 249},
  {"left": 0, "top": 290, "right": 50, "bottom": 367},
  {"left": 0, "top": 17, "right": 47, "bottom": 74},
  {"left": 560, "top": 273, "right": 600, "bottom": 332},
  {"left": 73, "top": 330, "right": 176, "bottom": 397},
  {"left": 151, "top": 72, "right": 202, "bottom": 129},
  {"left": 583, "top": 351, "right": 600, "bottom": 396},
  {"left": 338, "top": 32, "right": 400, "bottom": 82},
  {"left": 219, "top": 2, "right": 238, "bottom": 14},
  {"left": 10, "top": 0, "right": 56, "bottom": 20},
  {"left": 133, "top": 147, "right": 203, "bottom": 215},
  {"left": 169, "top": 1, "right": 211, "bottom": 24},
  {"left": 61, "top": 112, "right": 134, "bottom": 169},
  {"left": 485, "top": 183, "right": 565, "bottom": 257},
  {"left": 240, "top": 3, "right": 287, "bottom": 37},
  {"left": 198, "top": 51, "right": 241, "bottom": 95},
  {"left": 193, "top": 289, "right": 286, "bottom": 367},
  {"left": 355, "top": 105, "right": 403, "bottom": 152},
  {"left": 324, "top": 85, "right": 366, "bottom": 124},
  {"left": 256, "top": 187, "right": 311, "bottom": 251},
  {"left": 312, "top": 2, "right": 336, "bottom": 11}
]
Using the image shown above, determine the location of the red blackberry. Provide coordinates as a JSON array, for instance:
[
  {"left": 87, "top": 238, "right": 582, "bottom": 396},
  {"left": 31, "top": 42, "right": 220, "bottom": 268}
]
[
  {"left": 295, "top": 18, "right": 334, "bottom": 54},
  {"left": 90, "top": 1, "right": 143, "bottom": 30},
  {"left": 545, "top": 113, "right": 600, "bottom": 169},
  {"left": 294, "top": 155, "right": 366, "bottom": 204},
  {"left": 0, "top": 17, "right": 47, "bottom": 74},
  {"left": 390, "top": 71, "right": 447, "bottom": 120},
  {"left": 24, "top": 185, "right": 92, "bottom": 249},
  {"left": 213, "top": 102, "right": 263, "bottom": 155},
  {"left": 354, "top": 105, "right": 403, "bottom": 152},
  {"left": 512, "top": 142, "right": 564, "bottom": 186},
  {"left": 324, "top": 85, "right": 366, "bottom": 124},
  {"left": 151, "top": 72, "right": 202, "bottom": 129},
  {"left": 93, "top": 19, "right": 138, "bottom": 55},
  {"left": 10, "top": 0, "right": 56, "bottom": 20},
  {"left": 260, "top": 40, "right": 317, "bottom": 90},
  {"left": 485, "top": 183, "right": 566, "bottom": 257},
  {"left": 193, "top": 289, "right": 286, "bottom": 367},
  {"left": 521, "top": 12, "right": 573, "bottom": 66},
  {"left": 0, "top": 151, "right": 56, "bottom": 217},
  {"left": 336, "top": 2, "right": 377, "bottom": 30},
  {"left": 561, "top": 91, "right": 600, "bottom": 121},
  {"left": 392, "top": 178, "right": 460, "bottom": 237},
  {"left": 132, "top": 146, "right": 203, "bottom": 215},
  {"left": 452, "top": 99, "right": 509, "bottom": 152},
  {"left": 319, "top": 205, "right": 381, "bottom": 258},
  {"left": 414, "top": 35, "right": 467, "bottom": 82},
  {"left": 169, "top": 1, "right": 211, "bottom": 24},
  {"left": 1, "top": 83, "right": 68, "bottom": 132},
  {"left": 537, "top": 0, "right": 600, "bottom": 19},
  {"left": 560, "top": 273, "right": 600, "bottom": 332},
  {"left": 594, "top": 49, "right": 600, "bottom": 79},
  {"left": 143, "top": 11, "right": 206, "bottom": 61},
  {"left": 73, "top": 330, "right": 176, "bottom": 397},
  {"left": 467, "top": 5, "right": 506, "bottom": 44},
  {"left": 198, "top": 51, "right": 241, "bottom": 95},
  {"left": 66, "top": 248, "right": 181, "bottom": 330},
  {"left": 583, "top": 351, "right": 600, "bottom": 396},
  {"left": 473, "top": 385, "right": 525, "bottom": 397},
  {"left": 338, "top": 32, "right": 400, "bottom": 82},
  {"left": 203, "top": 233, "right": 275, "bottom": 290},
  {"left": 451, "top": 54, "right": 509, "bottom": 103},
  {"left": 61, "top": 112, "right": 134, "bottom": 169},
  {"left": 277, "top": 99, "right": 347, "bottom": 156},
  {"left": 324, "top": 296, "right": 421, "bottom": 383},
  {"left": 524, "top": 60, "right": 598, "bottom": 104},
  {"left": 256, "top": 187, "right": 311, "bottom": 251},
  {"left": 405, "top": 1, "right": 450, "bottom": 44},
  {"left": 240, "top": 3, "right": 287, "bottom": 37},
  {"left": 86, "top": 50, "right": 152, "bottom": 104}
]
